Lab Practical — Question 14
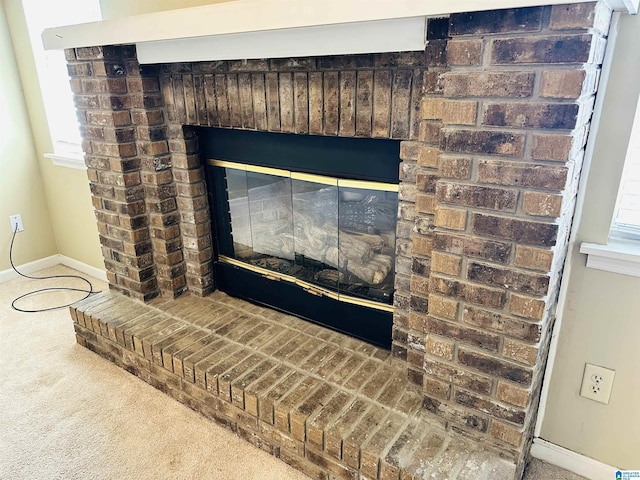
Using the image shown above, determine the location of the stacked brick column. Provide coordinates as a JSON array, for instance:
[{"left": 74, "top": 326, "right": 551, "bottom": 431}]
[
  {"left": 68, "top": 45, "right": 191, "bottom": 300},
  {"left": 127, "top": 53, "right": 188, "bottom": 298},
  {"left": 391, "top": 18, "right": 451, "bottom": 386},
  {"left": 67, "top": 46, "right": 159, "bottom": 300},
  {"left": 173, "top": 126, "right": 214, "bottom": 296},
  {"left": 412, "top": 4, "right": 611, "bottom": 474},
  {"left": 160, "top": 64, "right": 216, "bottom": 296}
]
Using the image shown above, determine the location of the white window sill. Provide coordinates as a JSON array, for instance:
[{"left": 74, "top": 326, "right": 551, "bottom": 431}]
[
  {"left": 45, "top": 152, "right": 86, "bottom": 170},
  {"left": 580, "top": 239, "right": 640, "bottom": 278}
]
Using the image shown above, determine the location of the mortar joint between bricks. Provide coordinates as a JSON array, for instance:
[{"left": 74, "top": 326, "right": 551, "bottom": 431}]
[
  {"left": 481, "top": 37, "right": 494, "bottom": 68},
  {"left": 459, "top": 255, "right": 469, "bottom": 285}
]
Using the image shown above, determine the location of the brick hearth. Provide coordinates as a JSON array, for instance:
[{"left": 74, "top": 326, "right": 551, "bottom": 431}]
[
  {"left": 65, "top": 3, "right": 613, "bottom": 479},
  {"left": 72, "top": 290, "right": 516, "bottom": 480}
]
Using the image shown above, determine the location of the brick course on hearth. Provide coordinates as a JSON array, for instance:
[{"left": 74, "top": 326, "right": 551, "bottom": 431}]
[{"left": 65, "top": 2, "right": 612, "bottom": 477}]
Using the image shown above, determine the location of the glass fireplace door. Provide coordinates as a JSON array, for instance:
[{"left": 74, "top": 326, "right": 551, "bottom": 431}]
[{"left": 211, "top": 160, "right": 398, "bottom": 310}]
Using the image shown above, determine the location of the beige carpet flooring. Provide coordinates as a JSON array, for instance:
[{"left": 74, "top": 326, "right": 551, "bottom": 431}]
[{"left": 0, "top": 265, "right": 587, "bottom": 480}]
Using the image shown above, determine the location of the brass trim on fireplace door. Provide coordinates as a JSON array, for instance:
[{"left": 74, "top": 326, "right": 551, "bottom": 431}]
[
  {"left": 298, "top": 282, "right": 338, "bottom": 299},
  {"left": 337, "top": 179, "right": 399, "bottom": 193},
  {"left": 338, "top": 294, "right": 395, "bottom": 312},
  {"left": 294, "top": 280, "right": 340, "bottom": 301},
  {"left": 290, "top": 172, "right": 337, "bottom": 186},
  {"left": 249, "top": 165, "right": 291, "bottom": 178},
  {"left": 217, "top": 255, "right": 393, "bottom": 313},
  {"left": 208, "top": 159, "right": 289, "bottom": 178},
  {"left": 208, "top": 159, "right": 398, "bottom": 193},
  {"left": 219, "top": 255, "right": 298, "bottom": 283},
  {"left": 209, "top": 159, "right": 246, "bottom": 170}
]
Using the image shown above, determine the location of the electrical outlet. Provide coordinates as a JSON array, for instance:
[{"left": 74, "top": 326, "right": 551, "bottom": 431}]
[
  {"left": 9, "top": 214, "right": 23, "bottom": 233},
  {"left": 580, "top": 363, "right": 615, "bottom": 404}
]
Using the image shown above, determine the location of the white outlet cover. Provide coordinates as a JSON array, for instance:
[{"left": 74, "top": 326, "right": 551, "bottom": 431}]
[
  {"left": 580, "top": 363, "right": 615, "bottom": 404},
  {"left": 9, "top": 214, "right": 23, "bottom": 232}
]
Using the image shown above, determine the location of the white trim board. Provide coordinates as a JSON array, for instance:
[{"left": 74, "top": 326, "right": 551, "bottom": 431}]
[
  {"left": 136, "top": 17, "right": 427, "bottom": 64},
  {"left": 580, "top": 240, "right": 640, "bottom": 278},
  {"left": 45, "top": 153, "right": 87, "bottom": 171},
  {"left": 0, "top": 255, "right": 107, "bottom": 284},
  {"left": 530, "top": 438, "right": 618, "bottom": 480},
  {"left": 59, "top": 255, "right": 108, "bottom": 282},
  {"left": 605, "top": 0, "right": 640, "bottom": 13},
  {"left": 0, "top": 255, "right": 61, "bottom": 283},
  {"left": 42, "top": 0, "right": 628, "bottom": 52}
]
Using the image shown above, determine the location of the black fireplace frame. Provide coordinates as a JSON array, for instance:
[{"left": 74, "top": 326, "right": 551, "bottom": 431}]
[{"left": 200, "top": 127, "right": 401, "bottom": 348}]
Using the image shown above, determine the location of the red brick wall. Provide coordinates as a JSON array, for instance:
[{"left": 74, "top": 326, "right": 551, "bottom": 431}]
[
  {"left": 399, "top": 4, "right": 611, "bottom": 467},
  {"left": 157, "top": 57, "right": 428, "bottom": 296},
  {"left": 66, "top": 2, "right": 612, "bottom": 469}
]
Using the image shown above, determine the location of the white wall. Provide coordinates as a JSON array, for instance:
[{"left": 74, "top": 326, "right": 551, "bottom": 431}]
[
  {"left": 3, "top": 0, "right": 104, "bottom": 271},
  {"left": 0, "top": 1, "right": 56, "bottom": 271},
  {"left": 539, "top": 12, "right": 640, "bottom": 469},
  {"left": 99, "top": 0, "right": 231, "bottom": 19}
]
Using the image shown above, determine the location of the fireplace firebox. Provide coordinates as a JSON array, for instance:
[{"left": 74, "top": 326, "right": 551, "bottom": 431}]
[{"left": 201, "top": 128, "right": 401, "bottom": 347}]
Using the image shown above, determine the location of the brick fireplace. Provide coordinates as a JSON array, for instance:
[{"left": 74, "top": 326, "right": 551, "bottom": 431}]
[{"left": 62, "top": 3, "right": 613, "bottom": 478}]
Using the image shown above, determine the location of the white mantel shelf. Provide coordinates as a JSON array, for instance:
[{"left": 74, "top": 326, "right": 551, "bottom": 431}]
[{"left": 42, "top": 0, "right": 638, "bottom": 63}]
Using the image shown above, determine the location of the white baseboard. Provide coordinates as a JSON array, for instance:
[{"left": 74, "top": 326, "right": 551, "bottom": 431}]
[
  {"left": 530, "top": 438, "right": 618, "bottom": 480},
  {"left": 59, "top": 255, "right": 107, "bottom": 282},
  {"left": 0, "top": 255, "right": 61, "bottom": 283},
  {"left": 0, "top": 254, "right": 107, "bottom": 284}
]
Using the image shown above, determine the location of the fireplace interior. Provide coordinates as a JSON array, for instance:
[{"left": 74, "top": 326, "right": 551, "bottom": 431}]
[{"left": 202, "top": 128, "right": 400, "bottom": 347}]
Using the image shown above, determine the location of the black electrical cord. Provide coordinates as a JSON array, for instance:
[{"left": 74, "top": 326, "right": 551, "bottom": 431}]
[{"left": 9, "top": 225, "right": 100, "bottom": 313}]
